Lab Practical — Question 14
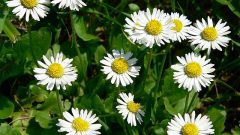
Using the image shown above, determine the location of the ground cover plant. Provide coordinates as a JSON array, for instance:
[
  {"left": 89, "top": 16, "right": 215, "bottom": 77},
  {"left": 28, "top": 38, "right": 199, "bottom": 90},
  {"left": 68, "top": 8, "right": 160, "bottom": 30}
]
[{"left": 0, "top": 0, "right": 240, "bottom": 135}]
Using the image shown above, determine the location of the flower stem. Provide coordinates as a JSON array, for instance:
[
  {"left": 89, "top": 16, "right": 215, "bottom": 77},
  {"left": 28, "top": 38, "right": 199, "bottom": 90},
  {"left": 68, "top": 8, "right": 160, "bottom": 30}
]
[
  {"left": 56, "top": 90, "right": 63, "bottom": 116},
  {"left": 154, "top": 52, "right": 167, "bottom": 100},
  {"left": 27, "top": 24, "right": 37, "bottom": 65},
  {"left": 186, "top": 92, "right": 198, "bottom": 113},
  {"left": 143, "top": 48, "right": 153, "bottom": 90},
  {"left": 122, "top": 119, "right": 129, "bottom": 135},
  {"left": 183, "top": 92, "right": 190, "bottom": 114},
  {"left": 70, "top": 11, "right": 84, "bottom": 84},
  {"left": 70, "top": 12, "right": 81, "bottom": 57}
]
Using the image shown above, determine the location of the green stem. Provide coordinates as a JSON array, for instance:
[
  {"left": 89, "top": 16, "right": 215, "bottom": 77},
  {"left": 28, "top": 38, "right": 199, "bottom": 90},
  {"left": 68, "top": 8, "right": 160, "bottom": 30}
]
[
  {"left": 70, "top": 12, "right": 80, "bottom": 56},
  {"left": 70, "top": 12, "right": 86, "bottom": 88},
  {"left": 122, "top": 119, "right": 129, "bottom": 135},
  {"left": 56, "top": 90, "right": 63, "bottom": 116},
  {"left": 183, "top": 92, "right": 190, "bottom": 114},
  {"left": 216, "top": 79, "right": 236, "bottom": 92},
  {"left": 154, "top": 52, "right": 167, "bottom": 104},
  {"left": 143, "top": 48, "right": 153, "bottom": 90},
  {"left": 186, "top": 92, "right": 198, "bottom": 113},
  {"left": 27, "top": 24, "right": 37, "bottom": 64}
]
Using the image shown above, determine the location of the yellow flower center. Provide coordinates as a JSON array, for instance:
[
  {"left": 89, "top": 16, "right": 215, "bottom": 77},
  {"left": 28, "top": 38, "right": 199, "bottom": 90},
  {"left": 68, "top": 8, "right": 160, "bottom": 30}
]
[
  {"left": 111, "top": 58, "right": 129, "bottom": 74},
  {"left": 172, "top": 19, "right": 183, "bottom": 32},
  {"left": 127, "top": 101, "right": 140, "bottom": 113},
  {"left": 184, "top": 62, "right": 202, "bottom": 78},
  {"left": 47, "top": 63, "right": 64, "bottom": 78},
  {"left": 21, "top": 0, "right": 38, "bottom": 9},
  {"left": 182, "top": 123, "right": 199, "bottom": 135},
  {"left": 145, "top": 20, "right": 162, "bottom": 35},
  {"left": 201, "top": 27, "right": 218, "bottom": 41},
  {"left": 72, "top": 118, "right": 89, "bottom": 132}
]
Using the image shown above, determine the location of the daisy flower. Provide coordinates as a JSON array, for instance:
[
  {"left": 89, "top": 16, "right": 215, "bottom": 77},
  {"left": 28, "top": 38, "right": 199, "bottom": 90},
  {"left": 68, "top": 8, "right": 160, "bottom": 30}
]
[
  {"left": 124, "top": 10, "right": 144, "bottom": 43},
  {"left": 33, "top": 52, "right": 78, "bottom": 90},
  {"left": 51, "top": 0, "right": 86, "bottom": 11},
  {"left": 57, "top": 108, "right": 101, "bottom": 135},
  {"left": 116, "top": 92, "right": 145, "bottom": 126},
  {"left": 6, "top": 0, "right": 50, "bottom": 22},
  {"left": 124, "top": 8, "right": 174, "bottom": 48},
  {"left": 171, "top": 52, "right": 215, "bottom": 92},
  {"left": 167, "top": 111, "right": 214, "bottom": 135},
  {"left": 100, "top": 49, "right": 140, "bottom": 87},
  {"left": 188, "top": 17, "right": 231, "bottom": 54},
  {"left": 170, "top": 12, "right": 191, "bottom": 42}
]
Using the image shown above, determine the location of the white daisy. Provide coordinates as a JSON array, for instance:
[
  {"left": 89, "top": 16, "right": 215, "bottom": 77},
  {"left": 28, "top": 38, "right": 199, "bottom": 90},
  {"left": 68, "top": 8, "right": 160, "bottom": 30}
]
[
  {"left": 33, "top": 52, "right": 78, "bottom": 90},
  {"left": 167, "top": 111, "right": 214, "bottom": 135},
  {"left": 171, "top": 52, "right": 215, "bottom": 92},
  {"left": 170, "top": 12, "right": 191, "bottom": 42},
  {"left": 188, "top": 17, "right": 231, "bottom": 54},
  {"left": 6, "top": 0, "right": 50, "bottom": 22},
  {"left": 100, "top": 49, "right": 140, "bottom": 87},
  {"left": 124, "top": 8, "right": 174, "bottom": 48},
  {"left": 124, "top": 10, "right": 144, "bottom": 43},
  {"left": 51, "top": 0, "right": 86, "bottom": 11},
  {"left": 116, "top": 92, "right": 145, "bottom": 126},
  {"left": 57, "top": 108, "right": 102, "bottom": 135}
]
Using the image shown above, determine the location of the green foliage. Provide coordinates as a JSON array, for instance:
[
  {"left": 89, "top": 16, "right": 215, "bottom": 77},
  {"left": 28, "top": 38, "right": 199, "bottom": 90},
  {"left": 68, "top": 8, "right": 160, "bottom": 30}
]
[
  {"left": 0, "top": 96, "right": 14, "bottom": 119},
  {"left": 73, "top": 53, "right": 88, "bottom": 81},
  {"left": 0, "top": 123, "right": 21, "bottom": 135},
  {"left": 73, "top": 15, "right": 100, "bottom": 41},
  {"left": 0, "top": 0, "right": 239, "bottom": 135},
  {"left": 216, "top": 0, "right": 240, "bottom": 17},
  {"left": 14, "top": 28, "right": 51, "bottom": 61},
  {"left": 206, "top": 106, "right": 227, "bottom": 135},
  {"left": 34, "top": 111, "right": 52, "bottom": 129},
  {"left": 162, "top": 69, "right": 199, "bottom": 115}
]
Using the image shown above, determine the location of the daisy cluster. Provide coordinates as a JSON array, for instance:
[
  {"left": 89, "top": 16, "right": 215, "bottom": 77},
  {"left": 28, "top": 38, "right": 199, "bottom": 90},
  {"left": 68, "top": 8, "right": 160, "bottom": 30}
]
[
  {"left": 6, "top": 0, "right": 86, "bottom": 22},
  {"left": 124, "top": 8, "right": 231, "bottom": 54},
  {"left": 5, "top": 0, "right": 232, "bottom": 134},
  {"left": 124, "top": 8, "right": 230, "bottom": 92}
]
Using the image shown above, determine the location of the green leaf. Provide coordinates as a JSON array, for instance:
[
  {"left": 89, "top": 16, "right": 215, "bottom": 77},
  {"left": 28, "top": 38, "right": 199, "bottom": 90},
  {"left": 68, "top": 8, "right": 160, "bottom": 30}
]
[
  {"left": 76, "top": 95, "right": 104, "bottom": 113},
  {"left": 163, "top": 97, "right": 177, "bottom": 115},
  {"left": 153, "top": 125, "right": 166, "bottom": 135},
  {"left": 104, "top": 96, "right": 114, "bottom": 113},
  {"left": 232, "top": 127, "right": 240, "bottom": 135},
  {"left": 232, "top": 39, "right": 240, "bottom": 47},
  {"left": 3, "top": 19, "right": 21, "bottom": 43},
  {"left": 0, "top": 60, "right": 24, "bottom": 85},
  {"left": 26, "top": 119, "right": 61, "bottom": 135},
  {"left": 206, "top": 106, "right": 226, "bottom": 135},
  {"left": 152, "top": 120, "right": 169, "bottom": 135},
  {"left": 228, "top": 0, "right": 240, "bottom": 17},
  {"left": 73, "top": 53, "right": 88, "bottom": 81},
  {"left": 110, "top": 33, "right": 129, "bottom": 50},
  {"left": 161, "top": 69, "right": 199, "bottom": 114},
  {"left": 38, "top": 92, "right": 59, "bottom": 114},
  {"left": 12, "top": 111, "right": 33, "bottom": 128},
  {"left": 29, "top": 85, "right": 48, "bottom": 102},
  {"left": 0, "top": 10, "right": 9, "bottom": 33},
  {"left": 216, "top": 0, "right": 229, "bottom": 5},
  {"left": 0, "top": 123, "right": 21, "bottom": 135},
  {"left": 0, "top": 95, "right": 14, "bottom": 119},
  {"left": 35, "top": 111, "right": 52, "bottom": 129},
  {"left": 14, "top": 28, "right": 51, "bottom": 61},
  {"left": 94, "top": 45, "right": 106, "bottom": 64},
  {"left": 161, "top": 69, "right": 187, "bottom": 102},
  {"left": 73, "top": 15, "right": 99, "bottom": 41},
  {"left": 63, "top": 99, "right": 72, "bottom": 111},
  {"left": 52, "top": 44, "right": 61, "bottom": 56}
]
